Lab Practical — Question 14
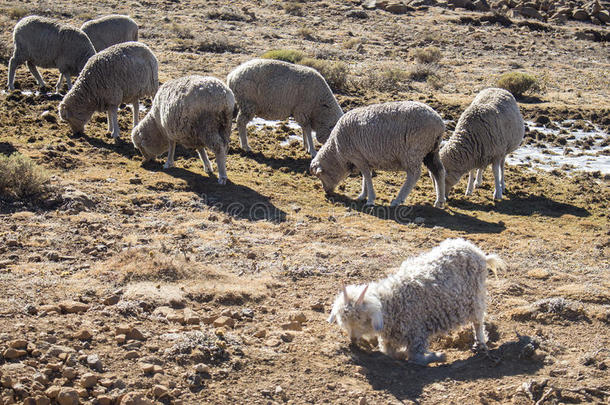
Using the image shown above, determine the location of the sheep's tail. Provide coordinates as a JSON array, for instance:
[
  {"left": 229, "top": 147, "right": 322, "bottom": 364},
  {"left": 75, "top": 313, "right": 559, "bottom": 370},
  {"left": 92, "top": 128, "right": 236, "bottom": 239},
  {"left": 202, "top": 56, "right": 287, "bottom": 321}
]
[{"left": 485, "top": 254, "right": 505, "bottom": 280}]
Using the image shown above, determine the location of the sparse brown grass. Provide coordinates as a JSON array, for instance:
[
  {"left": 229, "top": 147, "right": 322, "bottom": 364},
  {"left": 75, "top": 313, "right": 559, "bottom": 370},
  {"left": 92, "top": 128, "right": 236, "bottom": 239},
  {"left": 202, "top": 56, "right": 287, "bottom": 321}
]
[
  {"left": 0, "top": 153, "right": 49, "bottom": 202},
  {"left": 6, "top": 6, "right": 28, "bottom": 20},
  {"left": 363, "top": 65, "right": 410, "bottom": 92},
  {"left": 413, "top": 46, "right": 442, "bottom": 64},
  {"left": 283, "top": 2, "right": 303, "bottom": 16},
  {"left": 300, "top": 57, "right": 349, "bottom": 93},
  {"left": 207, "top": 7, "right": 246, "bottom": 21},
  {"left": 408, "top": 63, "right": 439, "bottom": 82},
  {"left": 170, "top": 22, "right": 194, "bottom": 39}
]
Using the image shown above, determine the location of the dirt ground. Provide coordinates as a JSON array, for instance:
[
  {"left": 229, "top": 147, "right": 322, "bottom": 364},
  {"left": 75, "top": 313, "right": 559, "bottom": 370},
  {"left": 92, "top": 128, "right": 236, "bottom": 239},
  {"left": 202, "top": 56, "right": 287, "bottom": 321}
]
[{"left": 0, "top": 1, "right": 609, "bottom": 404}]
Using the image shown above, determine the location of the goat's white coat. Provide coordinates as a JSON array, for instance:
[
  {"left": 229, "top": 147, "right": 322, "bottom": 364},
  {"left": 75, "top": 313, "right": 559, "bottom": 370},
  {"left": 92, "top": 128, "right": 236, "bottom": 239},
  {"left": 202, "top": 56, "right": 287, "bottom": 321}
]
[{"left": 328, "top": 238, "right": 503, "bottom": 365}]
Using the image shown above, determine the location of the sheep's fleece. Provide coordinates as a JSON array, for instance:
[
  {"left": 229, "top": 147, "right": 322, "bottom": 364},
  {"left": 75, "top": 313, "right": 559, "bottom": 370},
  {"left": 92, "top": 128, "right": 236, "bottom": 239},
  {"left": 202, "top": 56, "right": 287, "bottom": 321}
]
[{"left": 81, "top": 14, "right": 138, "bottom": 52}]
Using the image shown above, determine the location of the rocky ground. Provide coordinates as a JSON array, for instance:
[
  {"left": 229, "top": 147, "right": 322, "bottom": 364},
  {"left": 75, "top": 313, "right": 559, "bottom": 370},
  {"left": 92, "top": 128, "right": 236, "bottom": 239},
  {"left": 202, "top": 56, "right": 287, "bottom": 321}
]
[{"left": 0, "top": 0, "right": 609, "bottom": 404}]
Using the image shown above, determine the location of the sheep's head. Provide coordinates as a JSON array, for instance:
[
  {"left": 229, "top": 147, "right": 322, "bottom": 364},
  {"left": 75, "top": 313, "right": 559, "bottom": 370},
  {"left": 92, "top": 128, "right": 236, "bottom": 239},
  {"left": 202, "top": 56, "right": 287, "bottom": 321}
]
[
  {"left": 58, "top": 101, "right": 89, "bottom": 135},
  {"left": 328, "top": 284, "right": 383, "bottom": 342},
  {"left": 131, "top": 114, "right": 166, "bottom": 162},
  {"left": 310, "top": 154, "right": 347, "bottom": 194}
]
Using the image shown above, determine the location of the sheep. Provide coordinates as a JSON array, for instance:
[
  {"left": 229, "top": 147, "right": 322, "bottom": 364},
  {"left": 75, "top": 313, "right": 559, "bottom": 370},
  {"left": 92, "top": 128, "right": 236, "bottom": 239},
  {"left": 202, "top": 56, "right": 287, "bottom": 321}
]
[
  {"left": 131, "top": 75, "right": 235, "bottom": 185},
  {"left": 226, "top": 58, "right": 344, "bottom": 157},
  {"left": 328, "top": 238, "right": 504, "bottom": 366},
  {"left": 81, "top": 15, "right": 138, "bottom": 52},
  {"left": 58, "top": 42, "right": 158, "bottom": 141},
  {"left": 440, "top": 87, "right": 524, "bottom": 200},
  {"left": 309, "top": 101, "right": 446, "bottom": 208},
  {"left": 7, "top": 15, "right": 96, "bottom": 92}
]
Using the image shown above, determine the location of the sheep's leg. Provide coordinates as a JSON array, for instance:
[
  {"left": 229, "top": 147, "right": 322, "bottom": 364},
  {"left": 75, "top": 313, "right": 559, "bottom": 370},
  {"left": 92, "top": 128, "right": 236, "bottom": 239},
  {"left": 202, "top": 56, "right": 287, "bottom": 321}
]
[
  {"left": 108, "top": 107, "right": 120, "bottom": 140},
  {"left": 492, "top": 160, "right": 503, "bottom": 200},
  {"left": 26, "top": 61, "right": 46, "bottom": 88},
  {"left": 465, "top": 170, "right": 476, "bottom": 196},
  {"left": 356, "top": 176, "right": 368, "bottom": 201},
  {"left": 474, "top": 167, "right": 484, "bottom": 188},
  {"left": 132, "top": 100, "right": 139, "bottom": 127},
  {"left": 391, "top": 168, "right": 421, "bottom": 207},
  {"left": 236, "top": 111, "right": 251, "bottom": 152},
  {"left": 106, "top": 112, "right": 113, "bottom": 134},
  {"left": 64, "top": 74, "right": 72, "bottom": 90},
  {"left": 196, "top": 148, "right": 214, "bottom": 174},
  {"left": 7, "top": 57, "right": 19, "bottom": 90},
  {"left": 424, "top": 151, "right": 446, "bottom": 208},
  {"left": 302, "top": 125, "right": 316, "bottom": 158},
  {"left": 55, "top": 74, "right": 64, "bottom": 93},
  {"left": 500, "top": 156, "right": 506, "bottom": 193},
  {"left": 358, "top": 166, "right": 376, "bottom": 206},
  {"left": 164, "top": 141, "right": 176, "bottom": 169},
  {"left": 472, "top": 321, "right": 488, "bottom": 352},
  {"left": 215, "top": 146, "right": 228, "bottom": 185}
]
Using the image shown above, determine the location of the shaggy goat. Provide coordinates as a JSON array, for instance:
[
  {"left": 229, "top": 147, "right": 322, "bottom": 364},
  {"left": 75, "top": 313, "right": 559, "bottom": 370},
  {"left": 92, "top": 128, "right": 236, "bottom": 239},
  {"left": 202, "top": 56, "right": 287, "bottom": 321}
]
[
  {"left": 58, "top": 42, "right": 158, "bottom": 140},
  {"left": 440, "top": 88, "right": 524, "bottom": 200},
  {"left": 81, "top": 15, "right": 139, "bottom": 52},
  {"left": 226, "top": 58, "right": 343, "bottom": 157},
  {"left": 131, "top": 75, "right": 235, "bottom": 185},
  {"left": 328, "top": 238, "right": 503, "bottom": 365},
  {"left": 7, "top": 16, "right": 95, "bottom": 92},
  {"left": 310, "top": 101, "right": 446, "bottom": 208}
]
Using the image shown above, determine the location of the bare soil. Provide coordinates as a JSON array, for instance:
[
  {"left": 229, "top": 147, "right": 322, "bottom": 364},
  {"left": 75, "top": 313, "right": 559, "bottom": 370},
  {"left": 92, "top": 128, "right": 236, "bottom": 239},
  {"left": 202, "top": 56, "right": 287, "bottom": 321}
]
[{"left": 0, "top": 1, "right": 608, "bottom": 405}]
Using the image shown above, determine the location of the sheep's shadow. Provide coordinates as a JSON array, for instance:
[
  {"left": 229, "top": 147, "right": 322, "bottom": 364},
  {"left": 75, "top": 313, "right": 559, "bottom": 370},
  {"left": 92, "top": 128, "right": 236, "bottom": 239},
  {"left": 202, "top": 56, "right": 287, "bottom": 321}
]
[
  {"left": 143, "top": 162, "right": 287, "bottom": 223},
  {"left": 449, "top": 190, "right": 590, "bottom": 218},
  {"left": 234, "top": 148, "right": 311, "bottom": 174},
  {"left": 68, "top": 130, "right": 139, "bottom": 160},
  {"left": 0, "top": 142, "right": 18, "bottom": 157},
  {"left": 349, "top": 335, "right": 545, "bottom": 402},
  {"left": 327, "top": 194, "right": 506, "bottom": 233}
]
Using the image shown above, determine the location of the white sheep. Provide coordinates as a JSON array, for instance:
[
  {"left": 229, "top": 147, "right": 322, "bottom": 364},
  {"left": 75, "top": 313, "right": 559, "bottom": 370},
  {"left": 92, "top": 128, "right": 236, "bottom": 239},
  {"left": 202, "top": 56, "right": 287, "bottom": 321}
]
[
  {"left": 309, "top": 101, "right": 446, "bottom": 208},
  {"left": 226, "top": 58, "right": 344, "bottom": 157},
  {"left": 328, "top": 238, "right": 503, "bottom": 365},
  {"left": 81, "top": 15, "right": 139, "bottom": 52},
  {"left": 58, "top": 42, "right": 158, "bottom": 140},
  {"left": 7, "top": 15, "right": 96, "bottom": 92},
  {"left": 131, "top": 75, "right": 235, "bottom": 185},
  {"left": 440, "top": 87, "right": 524, "bottom": 200}
]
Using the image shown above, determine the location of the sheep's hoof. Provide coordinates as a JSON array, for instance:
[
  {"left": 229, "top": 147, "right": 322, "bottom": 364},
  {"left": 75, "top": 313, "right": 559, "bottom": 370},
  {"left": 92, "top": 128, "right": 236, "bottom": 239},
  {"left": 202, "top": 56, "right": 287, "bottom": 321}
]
[
  {"left": 356, "top": 194, "right": 367, "bottom": 202},
  {"left": 364, "top": 202, "right": 375, "bottom": 208},
  {"left": 241, "top": 146, "right": 252, "bottom": 153},
  {"left": 434, "top": 200, "right": 445, "bottom": 209},
  {"left": 465, "top": 189, "right": 473, "bottom": 196},
  {"left": 390, "top": 199, "right": 401, "bottom": 207},
  {"left": 204, "top": 167, "right": 214, "bottom": 175},
  {"left": 218, "top": 177, "right": 228, "bottom": 185},
  {"left": 163, "top": 162, "right": 175, "bottom": 169},
  {"left": 472, "top": 342, "right": 488, "bottom": 353}
]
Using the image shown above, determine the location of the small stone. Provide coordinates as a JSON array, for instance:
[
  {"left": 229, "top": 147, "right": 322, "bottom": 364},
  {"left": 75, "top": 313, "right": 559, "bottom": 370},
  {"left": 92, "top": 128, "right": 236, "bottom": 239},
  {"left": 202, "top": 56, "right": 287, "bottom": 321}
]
[
  {"left": 265, "top": 338, "right": 282, "bottom": 347},
  {"left": 3, "top": 348, "right": 27, "bottom": 359},
  {"left": 120, "top": 391, "right": 154, "bottom": 405},
  {"left": 310, "top": 302, "right": 324, "bottom": 312},
  {"left": 152, "top": 385, "right": 169, "bottom": 398},
  {"left": 280, "top": 332, "right": 294, "bottom": 342},
  {"left": 280, "top": 321, "right": 302, "bottom": 331},
  {"left": 359, "top": 396, "right": 368, "bottom": 405},
  {"left": 80, "top": 373, "right": 98, "bottom": 388},
  {"left": 129, "top": 177, "right": 143, "bottom": 185},
  {"left": 41, "top": 111, "right": 57, "bottom": 123},
  {"left": 127, "top": 327, "right": 146, "bottom": 341},
  {"left": 56, "top": 388, "right": 79, "bottom": 405},
  {"left": 45, "top": 386, "right": 61, "bottom": 399},
  {"left": 141, "top": 363, "right": 155, "bottom": 373},
  {"left": 195, "top": 364, "right": 210, "bottom": 374},
  {"left": 103, "top": 294, "right": 121, "bottom": 305},
  {"left": 40, "top": 305, "right": 61, "bottom": 314},
  {"left": 183, "top": 308, "right": 200, "bottom": 325},
  {"left": 527, "top": 268, "right": 551, "bottom": 279},
  {"left": 97, "top": 395, "right": 113, "bottom": 405},
  {"left": 59, "top": 301, "right": 90, "bottom": 314},
  {"left": 8, "top": 339, "right": 28, "bottom": 349},
  {"left": 62, "top": 367, "right": 77, "bottom": 380},
  {"left": 213, "top": 316, "right": 235, "bottom": 328},
  {"left": 288, "top": 312, "right": 307, "bottom": 324},
  {"left": 115, "top": 334, "right": 127, "bottom": 344},
  {"left": 73, "top": 329, "right": 92, "bottom": 341},
  {"left": 125, "top": 351, "right": 139, "bottom": 360},
  {"left": 87, "top": 354, "right": 103, "bottom": 371},
  {"left": 253, "top": 329, "right": 266, "bottom": 338},
  {"left": 34, "top": 396, "right": 50, "bottom": 405}
]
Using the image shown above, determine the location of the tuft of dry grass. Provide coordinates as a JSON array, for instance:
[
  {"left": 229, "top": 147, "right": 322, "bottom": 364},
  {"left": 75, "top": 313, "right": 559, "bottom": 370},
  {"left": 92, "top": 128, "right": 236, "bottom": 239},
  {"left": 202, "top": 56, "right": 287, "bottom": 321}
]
[
  {"left": 0, "top": 153, "right": 49, "bottom": 202},
  {"left": 496, "top": 71, "right": 541, "bottom": 98},
  {"left": 296, "top": 27, "right": 315, "bottom": 41},
  {"left": 207, "top": 7, "right": 246, "bottom": 21},
  {"left": 261, "top": 49, "right": 304, "bottom": 64},
  {"left": 407, "top": 63, "right": 439, "bottom": 82},
  {"left": 170, "top": 22, "right": 194, "bottom": 39},
  {"left": 283, "top": 2, "right": 303, "bottom": 16},
  {"left": 363, "top": 65, "right": 410, "bottom": 92},
  {"left": 300, "top": 57, "right": 349, "bottom": 93},
  {"left": 413, "top": 46, "right": 442, "bottom": 64},
  {"left": 6, "top": 6, "right": 28, "bottom": 20}
]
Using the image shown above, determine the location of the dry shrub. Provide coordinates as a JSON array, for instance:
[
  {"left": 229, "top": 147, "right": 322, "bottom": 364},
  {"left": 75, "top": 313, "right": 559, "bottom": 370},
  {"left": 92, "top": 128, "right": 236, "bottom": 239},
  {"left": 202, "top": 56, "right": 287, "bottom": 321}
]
[
  {"left": 261, "top": 49, "right": 304, "bottom": 64},
  {"left": 7, "top": 6, "right": 29, "bottom": 20},
  {"left": 413, "top": 46, "right": 442, "bottom": 64},
  {"left": 408, "top": 63, "right": 439, "bottom": 82},
  {"left": 364, "top": 66, "right": 410, "bottom": 92},
  {"left": 170, "top": 23, "right": 194, "bottom": 40},
  {"left": 0, "top": 153, "right": 49, "bottom": 202},
  {"left": 194, "top": 34, "right": 241, "bottom": 53},
  {"left": 496, "top": 71, "right": 540, "bottom": 98},
  {"left": 96, "top": 248, "right": 191, "bottom": 285},
  {"left": 296, "top": 27, "right": 315, "bottom": 40},
  {"left": 207, "top": 7, "right": 246, "bottom": 21},
  {"left": 300, "top": 57, "right": 349, "bottom": 93},
  {"left": 283, "top": 2, "right": 303, "bottom": 16}
]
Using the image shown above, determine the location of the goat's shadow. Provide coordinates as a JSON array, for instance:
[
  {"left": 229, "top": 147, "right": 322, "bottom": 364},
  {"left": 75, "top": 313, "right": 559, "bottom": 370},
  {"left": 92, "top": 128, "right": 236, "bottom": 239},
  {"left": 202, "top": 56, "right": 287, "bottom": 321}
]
[
  {"left": 327, "top": 194, "right": 506, "bottom": 234},
  {"left": 235, "top": 148, "right": 311, "bottom": 174},
  {"left": 349, "top": 336, "right": 544, "bottom": 401},
  {"left": 449, "top": 189, "right": 590, "bottom": 218},
  {"left": 144, "top": 162, "right": 287, "bottom": 222},
  {"left": 0, "top": 142, "right": 18, "bottom": 157}
]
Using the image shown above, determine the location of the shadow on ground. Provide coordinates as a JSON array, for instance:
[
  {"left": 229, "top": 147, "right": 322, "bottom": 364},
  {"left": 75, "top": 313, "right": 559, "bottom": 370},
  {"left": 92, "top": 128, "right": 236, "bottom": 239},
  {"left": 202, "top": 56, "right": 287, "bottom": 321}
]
[
  {"left": 328, "top": 194, "right": 506, "bottom": 233},
  {"left": 144, "top": 162, "right": 287, "bottom": 222},
  {"left": 350, "top": 335, "right": 544, "bottom": 401},
  {"left": 450, "top": 190, "right": 590, "bottom": 218},
  {"left": 234, "top": 148, "right": 311, "bottom": 174},
  {"left": 0, "top": 142, "right": 18, "bottom": 156}
]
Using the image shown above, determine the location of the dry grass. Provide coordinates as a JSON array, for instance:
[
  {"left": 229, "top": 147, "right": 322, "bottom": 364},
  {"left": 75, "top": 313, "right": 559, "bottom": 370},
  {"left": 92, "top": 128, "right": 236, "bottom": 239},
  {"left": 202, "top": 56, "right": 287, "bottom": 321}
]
[
  {"left": 0, "top": 153, "right": 49, "bottom": 202},
  {"left": 408, "top": 63, "right": 439, "bottom": 82},
  {"left": 6, "top": 6, "right": 28, "bottom": 20},
  {"left": 207, "top": 7, "right": 246, "bottom": 21},
  {"left": 261, "top": 49, "right": 304, "bottom": 63},
  {"left": 496, "top": 71, "right": 541, "bottom": 98},
  {"left": 283, "top": 2, "right": 303, "bottom": 16},
  {"left": 413, "top": 46, "right": 442, "bottom": 64},
  {"left": 170, "top": 22, "right": 194, "bottom": 40},
  {"left": 363, "top": 65, "right": 410, "bottom": 92},
  {"left": 300, "top": 57, "right": 349, "bottom": 93}
]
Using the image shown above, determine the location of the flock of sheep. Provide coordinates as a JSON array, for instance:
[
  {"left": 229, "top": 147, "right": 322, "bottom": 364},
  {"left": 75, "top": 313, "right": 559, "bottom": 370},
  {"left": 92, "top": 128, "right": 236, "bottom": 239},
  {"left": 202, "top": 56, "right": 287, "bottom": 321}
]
[{"left": 7, "top": 13, "right": 527, "bottom": 365}]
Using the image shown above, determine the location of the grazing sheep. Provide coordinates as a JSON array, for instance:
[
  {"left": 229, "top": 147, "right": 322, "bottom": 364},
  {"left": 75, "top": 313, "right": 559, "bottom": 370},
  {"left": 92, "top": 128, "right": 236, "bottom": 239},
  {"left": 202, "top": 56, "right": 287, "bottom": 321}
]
[
  {"left": 226, "top": 58, "right": 343, "bottom": 157},
  {"left": 309, "top": 101, "right": 446, "bottom": 208},
  {"left": 440, "top": 88, "right": 524, "bottom": 200},
  {"left": 7, "top": 16, "right": 96, "bottom": 92},
  {"left": 81, "top": 15, "right": 138, "bottom": 52},
  {"left": 328, "top": 238, "right": 503, "bottom": 365},
  {"left": 58, "top": 42, "right": 158, "bottom": 140},
  {"left": 131, "top": 75, "right": 235, "bottom": 185}
]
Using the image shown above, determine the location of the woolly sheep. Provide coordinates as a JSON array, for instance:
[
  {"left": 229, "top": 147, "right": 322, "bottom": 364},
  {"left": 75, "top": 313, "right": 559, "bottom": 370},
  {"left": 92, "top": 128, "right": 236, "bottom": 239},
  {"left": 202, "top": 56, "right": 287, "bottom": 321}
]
[
  {"left": 226, "top": 58, "right": 344, "bottom": 157},
  {"left": 7, "top": 16, "right": 96, "bottom": 92},
  {"left": 58, "top": 42, "right": 158, "bottom": 140},
  {"left": 440, "top": 88, "right": 524, "bottom": 200},
  {"left": 309, "top": 101, "right": 446, "bottom": 208},
  {"left": 131, "top": 75, "right": 235, "bottom": 185},
  {"left": 81, "top": 15, "right": 138, "bottom": 52},
  {"left": 328, "top": 238, "right": 504, "bottom": 365}
]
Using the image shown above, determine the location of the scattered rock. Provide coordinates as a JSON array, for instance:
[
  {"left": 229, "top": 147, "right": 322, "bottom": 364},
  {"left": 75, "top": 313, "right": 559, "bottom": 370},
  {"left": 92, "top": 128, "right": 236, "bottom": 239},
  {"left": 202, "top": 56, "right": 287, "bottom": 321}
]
[
  {"left": 73, "top": 329, "right": 93, "bottom": 341},
  {"left": 56, "top": 388, "right": 79, "bottom": 405},
  {"left": 59, "top": 301, "right": 90, "bottom": 314},
  {"left": 280, "top": 321, "right": 302, "bottom": 331},
  {"left": 3, "top": 348, "right": 27, "bottom": 359},
  {"left": 41, "top": 110, "right": 57, "bottom": 123},
  {"left": 80, "top": 373, "right": 98, "bottom": 388},
  {"left": 120, "top": 391, "right": 154, "bottom": 405},
  {"left": 87, "top": 354, "right": 103, "bottom": 371},
  {"left": 213, "top": 316, "right": 235, "bottom": 328},
  {"left": 152, "top": 385, "right": 169, "bottom": 398}
]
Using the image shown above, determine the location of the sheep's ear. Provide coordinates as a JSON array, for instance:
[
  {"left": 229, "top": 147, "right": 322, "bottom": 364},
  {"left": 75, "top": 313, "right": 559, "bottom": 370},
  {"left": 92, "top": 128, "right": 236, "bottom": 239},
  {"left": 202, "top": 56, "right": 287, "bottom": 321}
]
[
  {"left": 355, "top": 284, "right": 368, "bottom": 306},
  {"left": 371, "top": 311, "right": 383, "bottom": 331}
]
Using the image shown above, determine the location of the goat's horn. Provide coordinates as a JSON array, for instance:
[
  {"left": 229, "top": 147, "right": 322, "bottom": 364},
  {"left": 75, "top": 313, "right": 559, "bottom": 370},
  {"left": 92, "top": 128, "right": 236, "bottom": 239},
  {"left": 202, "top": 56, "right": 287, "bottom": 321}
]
[{"left": 355, "top": 284, "right": 368, "bottom": 305}]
